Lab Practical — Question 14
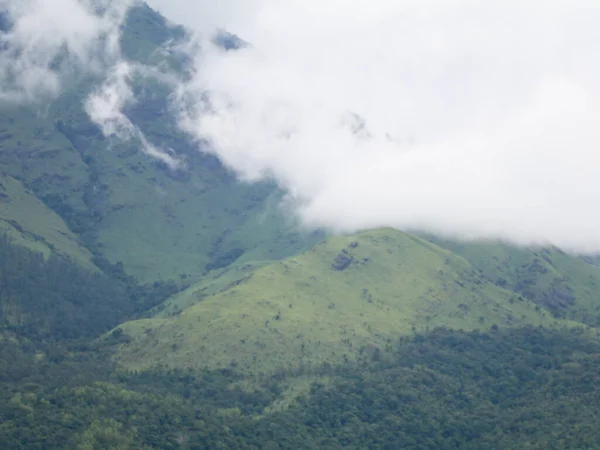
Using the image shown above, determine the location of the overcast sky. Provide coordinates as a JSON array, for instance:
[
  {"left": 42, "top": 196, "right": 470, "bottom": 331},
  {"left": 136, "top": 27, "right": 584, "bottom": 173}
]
[
  {"left": 4, "top": 0, "right": 600, "bottom": 252},
  {"left": 145, "top": 0, "right": 259, "bottom": 32}
]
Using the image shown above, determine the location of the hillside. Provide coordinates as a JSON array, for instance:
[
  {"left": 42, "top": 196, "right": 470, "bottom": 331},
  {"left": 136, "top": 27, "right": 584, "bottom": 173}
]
[
  {"left": 0, "top": 173, "right": 96, "bottom": 270},
  {"left": 0, "top": 0, "right": 597, "bottom": 383},
  {"left": 427, "top": 237, "right": 600, "bottom": 326},
  {"left": 111, "top": 228, "right": 573, "bottom": 375}
]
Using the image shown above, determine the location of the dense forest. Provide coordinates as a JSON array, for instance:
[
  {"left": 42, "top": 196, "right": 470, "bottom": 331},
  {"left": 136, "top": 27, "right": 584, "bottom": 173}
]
[
  {"left": 3, "top": 323, "right": 600, "bottom": 448},
  {"left": 1, "top": 235, "right": 600, "bottom": 449},
  {"left": 0, "top": 234, "right": 179, "bottom": 341}
]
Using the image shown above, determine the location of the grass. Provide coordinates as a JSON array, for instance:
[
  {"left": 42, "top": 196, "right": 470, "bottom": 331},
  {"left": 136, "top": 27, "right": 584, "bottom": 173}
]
[
  {"left": 0, "top": 174, "right": 96, "bottom": 270},
  {"left": 112, "top": 229, "right": 569, "bottom": 376},
  {"left": 149, "top": 260, "right": 271, "bottom": 317},
  {"left": 77, "top": 136, "right": 321, "bottom": 282},
  {"left": 427, "top": 237, "right": 600, "bottom": 326}
]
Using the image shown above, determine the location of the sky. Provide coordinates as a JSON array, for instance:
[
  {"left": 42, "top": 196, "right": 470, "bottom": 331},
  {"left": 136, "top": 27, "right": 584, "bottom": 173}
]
[{"left": 3, "top": 0, "right": 600, "bottom": 252}]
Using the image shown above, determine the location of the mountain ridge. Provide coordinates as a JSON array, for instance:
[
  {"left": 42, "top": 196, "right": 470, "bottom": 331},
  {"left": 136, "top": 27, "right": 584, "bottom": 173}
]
[{"left": 110, "top": 228, "right": 578, "bottom": 376}]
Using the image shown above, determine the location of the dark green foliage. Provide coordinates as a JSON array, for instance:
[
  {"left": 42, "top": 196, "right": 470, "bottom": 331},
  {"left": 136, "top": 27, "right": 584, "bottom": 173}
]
[
  {"left": 261, "top": 326, "right": 600, "bottom": 449},
  {"left": 3, "top": 324, "right": 600, "bottom": 448},
  {"left": 332, "top": 250, "right": 353, "bottom": 271},
  {"left": 205, "top": 247, "right": 245, "bottom": 272},
  {"left": 0, "top": 338, "right": 278, "bottom": 449},
  {"left": 0, "top": 235, "right": 177, "bottom": 341}
]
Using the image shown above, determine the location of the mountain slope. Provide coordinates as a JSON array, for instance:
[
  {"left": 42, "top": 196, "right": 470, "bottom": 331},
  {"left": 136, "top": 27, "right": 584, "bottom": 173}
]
[
  {"left": 427, "top": 237, "right": 600, "bottom": 326},
  {"left": 111, "top": 228, "right": 568, "bottom": 375},
  {"left": 0, "top": 173, "right": 96, "bottom": 270},
  {"left": 0, "top": 5, "right": 321, "bottom": 283}
]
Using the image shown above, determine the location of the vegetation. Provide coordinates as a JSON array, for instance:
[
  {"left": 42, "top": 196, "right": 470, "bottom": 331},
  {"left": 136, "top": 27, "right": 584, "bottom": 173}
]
[
  {"left": 428, "top": 237, "right": 600, "bottom": 326},
  {"left": 2, "top": 321, "right": 600, "bottom": 449},
  {"left": 2, "top": 3, "right": 600, "bottom": 449},
  {"left": 257, "top": 326, "right": 600, "bottom": 449},
  {"left": 0, "top": 4, "right": 320, "bottom": 284},
  {"left": 0, "top": 234, "right": 177, "bottom": 341},
  {"left": 112, "top": 229, "right": 569, "bottom": 376}
]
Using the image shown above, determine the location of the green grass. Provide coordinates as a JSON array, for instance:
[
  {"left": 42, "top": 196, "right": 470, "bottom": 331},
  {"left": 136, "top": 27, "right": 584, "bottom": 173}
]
[
  {"left": 149, "top": 259, "right": 271, "bottom": 318},
  {"left": 85, "top": 142, "right": 320, "bottom": 282},
  {"left": 0, "top": 174, "right": 96, "bottom": 270},
  {"left": 427, "top": 237, "right": 600, "bottom": 326},
  {"left": 112, "top": 229, "right": 569, "bottom": 376}
]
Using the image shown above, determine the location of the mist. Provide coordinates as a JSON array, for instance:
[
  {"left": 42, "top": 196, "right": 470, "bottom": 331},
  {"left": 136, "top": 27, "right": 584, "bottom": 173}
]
[
  {"left": 157, "top": 0, "right": 600, "bottom": 252},
  {"left": 4, "top": 0, "right": 600, "bottom": 252},
  {"left": 0, "top": 0, "right": 131, "bottom": 100},
  {"left": 0, "top": 0, "right": 180, "bottom": 165}
]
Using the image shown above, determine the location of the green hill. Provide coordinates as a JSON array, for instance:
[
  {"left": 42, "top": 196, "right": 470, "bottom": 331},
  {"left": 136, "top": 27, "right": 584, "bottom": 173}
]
[{"left": 111, "top": 228, "right": 573, "bottom": 375}]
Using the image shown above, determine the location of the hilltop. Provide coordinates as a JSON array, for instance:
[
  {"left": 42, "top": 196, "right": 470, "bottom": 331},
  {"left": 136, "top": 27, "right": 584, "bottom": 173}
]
[{"left": 111, "top": 228, "right": 574, "bottom": 375}]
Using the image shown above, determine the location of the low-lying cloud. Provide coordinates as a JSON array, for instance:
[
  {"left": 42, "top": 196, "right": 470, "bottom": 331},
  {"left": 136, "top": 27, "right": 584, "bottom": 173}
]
[
  {"left": 5, "top": 0, "right": 600, "bottom": 252},
  {"left": 0, "top": 0, "right": 129, "bottom": 100},
  {"left": 160, "top": 0, "right": 600, "bottom": 252},
  {"left": 85, "top": 60, "right": 181, "bottom": 168},
  {"left": 0, "top": 0, "right": 179, "bottom": 164}
]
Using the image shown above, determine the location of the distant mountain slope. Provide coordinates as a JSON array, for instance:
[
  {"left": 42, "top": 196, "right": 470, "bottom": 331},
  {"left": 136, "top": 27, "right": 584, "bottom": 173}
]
[
  {"left": 0, "top": 4, "right": 321, "bottom": 283},
  {"left": 428, "top": 238, "right": 600, "bottom": 326},
  {"left": 111, "top": 229, "right": 569, "bottom": 375}
]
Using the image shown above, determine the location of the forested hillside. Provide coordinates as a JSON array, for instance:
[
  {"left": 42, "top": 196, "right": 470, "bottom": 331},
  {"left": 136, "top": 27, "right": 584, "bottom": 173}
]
[{"left": 3, "top": 321, "right": 600, "bottom": 449}]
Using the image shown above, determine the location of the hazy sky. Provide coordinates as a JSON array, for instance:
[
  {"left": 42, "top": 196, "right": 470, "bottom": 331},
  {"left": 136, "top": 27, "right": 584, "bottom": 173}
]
[{"left": 4, "top": 0, "right": 600, "bottom": 251}]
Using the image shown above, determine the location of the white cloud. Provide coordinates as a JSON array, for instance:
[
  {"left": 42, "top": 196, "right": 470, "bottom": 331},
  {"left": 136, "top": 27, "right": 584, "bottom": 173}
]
[
  {"left": 0, "top": 0, "right": 131, "bottom": 101},
  {"left": 0, "top": 0, "right": 180, "bottom": 166},
  {"left": 165, "top": 0, "right": 600, "bottom": 252},
  {"left": 85, "top": 60, "right": 181, "bottom": 168}
]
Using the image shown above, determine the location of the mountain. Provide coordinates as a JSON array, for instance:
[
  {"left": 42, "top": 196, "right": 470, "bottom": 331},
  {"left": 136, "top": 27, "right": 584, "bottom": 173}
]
[
  {"left": 0, "top": 172, "right": 96, "bottom": 270},
  {"left": 0, "top": 2, "right": 597, "bottom": 375},
  {"left": 2, "top": 3, "right": 600, "bottom": 448},
  {"left": 0, "top": 4, "right": 321, "bottom": 285},
  {"left": 110, "top": 228, "right": 578, "bottom": 375}
]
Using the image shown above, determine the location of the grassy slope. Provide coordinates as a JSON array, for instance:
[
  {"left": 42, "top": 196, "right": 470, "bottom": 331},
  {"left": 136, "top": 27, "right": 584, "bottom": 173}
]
[
  {"left": 0, "top": 173, "right": 96, "bottom": 270},
  {"left": 112, "top": 229, "right": 568, "bottom": 375},
  {"left": 427, "top": 238, "right": 600, "bottom": 326},
  {"left": 85, "top": 145, "right": 318, "bottom": 282},
  {"left": 149, "top": 259, "right": 271, "bottom": 317}
]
